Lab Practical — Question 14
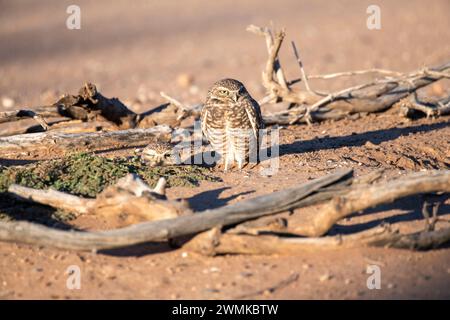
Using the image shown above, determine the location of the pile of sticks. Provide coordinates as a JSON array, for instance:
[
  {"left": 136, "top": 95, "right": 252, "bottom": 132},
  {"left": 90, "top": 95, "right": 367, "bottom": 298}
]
[
  {"left": 0, "top": 169, "right": 449, "bottom": 254},
  {"left": 246, "top": 25, "right": 450, "bottom": 125}
]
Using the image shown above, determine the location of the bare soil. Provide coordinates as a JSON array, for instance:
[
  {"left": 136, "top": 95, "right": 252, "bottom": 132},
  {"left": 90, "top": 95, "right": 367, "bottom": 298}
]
[{"left": 0, "top": 0, "right": 449, "bottom": 299}]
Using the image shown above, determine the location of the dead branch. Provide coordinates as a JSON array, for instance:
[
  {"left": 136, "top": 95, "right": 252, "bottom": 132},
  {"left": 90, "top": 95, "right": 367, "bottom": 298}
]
[
  {"left": 0, "top": 169, "right": 352, "bottom": 250},
  {"left": 0, "top": 119, "right": 119, "bottom": 137},
  {"left": 247, "top": 25, "right": 317, "bottom": 106},
  {"left": 248, "top": 24, "right": 450, "bottom": 125},
  {"left": 291, "top": 41, "right": 312, "bottom": 93},
  {"left": 308, "top": 68, "right": 405, "bottom": 80},
  {"left": 0, "top": 125, "right": 172, "bottom": 158},
  {"left": 0, "top": 83, "right": 197, "bottom": 136},
  {"left": 53, "top": 82, "right": 138, "bottom": 129},
  {"left": 8, "top": 184, "right": 94, "bottom": 215},
  {"left": 8, "top": 174, "right": 191, "bottom": 226},
  {"left": 398, "top": 93, "right": 450, "bottom": 118},
  {"left": 0, "top": 109, "right": 51, "bottom": 131},
  {"left": 291, "top": 170, "right": 450, "bottom": 237},
  {"left": 184, "top": 224, "right": 450, "bottom": 256}
]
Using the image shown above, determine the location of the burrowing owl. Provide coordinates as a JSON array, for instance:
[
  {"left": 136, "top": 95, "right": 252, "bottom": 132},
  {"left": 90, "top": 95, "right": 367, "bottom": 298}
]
[
  {"left": 140, "top": 141, "right": 176, "bottom": 167},
  {"left": 201, "top": 78, "right": 264, "bottom": 171}
]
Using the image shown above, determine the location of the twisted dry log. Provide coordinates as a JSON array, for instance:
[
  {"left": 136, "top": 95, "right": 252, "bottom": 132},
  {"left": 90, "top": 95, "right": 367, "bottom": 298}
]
[
  {"left": 248, "top": 24, "right": 450, "bottom": 125},
  {"left": 185, "top": 224, "right": 450, "bottom": 256},
  {"left": 291, "top": 170, "right": 450, "bottom": 237},
  {"left": 0, "top": 169, "right": 352, "bottom": 250},
  {"left": 0, "top": 125, "right": 172, "bottom": 158},
  {"left": 398, "top": 93, "right": 450, "bottom": 118},
  {"left": 8, "top": 174, "right": 191, "bottom": 226},
  {"left": 0, "top": 83, "right": 195, "bottom": 136},
  {"left": 187, "top": 170, "right": 450, "bottom": 255}
]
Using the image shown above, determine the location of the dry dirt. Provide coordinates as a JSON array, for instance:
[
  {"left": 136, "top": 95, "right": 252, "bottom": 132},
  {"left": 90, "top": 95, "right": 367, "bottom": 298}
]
[{"left": 0, "top": 0, "right": 450, "bottom": 299}]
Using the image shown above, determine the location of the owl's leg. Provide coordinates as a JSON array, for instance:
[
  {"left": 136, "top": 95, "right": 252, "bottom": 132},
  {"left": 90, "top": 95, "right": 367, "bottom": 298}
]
[{"left": 224, "top": 157, "right": 231, "bottom": 172}]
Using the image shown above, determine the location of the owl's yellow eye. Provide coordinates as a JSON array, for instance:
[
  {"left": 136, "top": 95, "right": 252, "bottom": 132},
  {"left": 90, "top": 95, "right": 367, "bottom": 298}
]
[{"left": 219, "top": 90, "right": 227, "bottom": 95}]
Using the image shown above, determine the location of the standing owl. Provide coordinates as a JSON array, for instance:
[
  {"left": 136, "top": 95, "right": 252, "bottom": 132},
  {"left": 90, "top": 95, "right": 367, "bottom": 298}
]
[{"left": 201, "top": 78, "right": 264, "bottom": 171}]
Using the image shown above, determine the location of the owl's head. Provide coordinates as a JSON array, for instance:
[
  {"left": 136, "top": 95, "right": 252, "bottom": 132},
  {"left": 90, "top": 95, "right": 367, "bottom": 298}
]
[
  {"left": 207, "top": 78, "right": 248, "bottom": 103},
  {"left": 141, "top": 141, "right": 176, "bottom": 167}
]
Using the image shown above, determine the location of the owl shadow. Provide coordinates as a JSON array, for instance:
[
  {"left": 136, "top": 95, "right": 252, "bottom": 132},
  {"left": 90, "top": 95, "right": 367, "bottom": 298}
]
[
  {"left": 187, "top": 187, "right": 255, "bottom": 211},
  {"left": 277, "top": 121, "right": 448, "bottom": 156}
]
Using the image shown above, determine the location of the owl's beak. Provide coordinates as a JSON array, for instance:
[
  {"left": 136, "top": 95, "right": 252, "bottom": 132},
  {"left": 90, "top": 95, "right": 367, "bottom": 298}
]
[{"left": 231, "top": 91, "right": 238, "bottom": 102}]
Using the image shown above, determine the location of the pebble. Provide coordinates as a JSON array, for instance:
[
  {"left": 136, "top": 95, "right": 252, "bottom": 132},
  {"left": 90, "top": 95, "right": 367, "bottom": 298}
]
[
  {"left": 319, "top": 273, "right": 333, "bottom": 282},
  {"left": 189, "top": 85, "right": 200, "bottom": 95},
  {"left": 177, "top": 73, "right": 194, "bottom": 88},
  {"left": 1, "top": 96, "right": 14, "bottom": 108},
  {"left": 239, "top": 271, "right": 253, "bottom": 278}
]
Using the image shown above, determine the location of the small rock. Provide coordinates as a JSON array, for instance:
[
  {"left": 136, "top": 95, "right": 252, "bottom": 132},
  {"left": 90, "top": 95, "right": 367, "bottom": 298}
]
[
  {"left": 189, "top": 85, "right": 200, "bottom": 95},
  {"left": 1, "top": 96, "right": 14, "bottom": 108},
  {"left": 177, "top": 73, "right": 194, "bottom": 88},
  {"left": 204, "top": 288, "right": 220, "bottom": 294},
  {"left": 319, "top": 273, "right": 333, "bottom": 282},
  {"left": 364, "top": 141, "right": 378, "bottom": 149},
  {"left": 203, "top": 267, "right": 220, "bottom": 274},
  {"left": 239, "top": 271, "right": 253, "bottom": 278}
]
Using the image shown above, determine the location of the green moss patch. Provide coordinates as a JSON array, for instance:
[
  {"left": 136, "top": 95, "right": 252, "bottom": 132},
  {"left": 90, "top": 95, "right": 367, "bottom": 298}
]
[{"left": 0, "top": 153, "right": 220, "bottom": 198}]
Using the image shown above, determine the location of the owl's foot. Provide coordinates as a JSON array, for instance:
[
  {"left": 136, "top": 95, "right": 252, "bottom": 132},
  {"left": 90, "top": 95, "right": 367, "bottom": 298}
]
[{"left": 215, "top": 162, "right": 231, "bottom": 172}]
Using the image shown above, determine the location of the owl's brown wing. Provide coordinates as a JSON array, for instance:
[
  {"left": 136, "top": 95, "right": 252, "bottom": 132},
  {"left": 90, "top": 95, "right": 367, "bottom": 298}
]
[{"left": 243, "top": 98, "right": 264, "bottom": 139}]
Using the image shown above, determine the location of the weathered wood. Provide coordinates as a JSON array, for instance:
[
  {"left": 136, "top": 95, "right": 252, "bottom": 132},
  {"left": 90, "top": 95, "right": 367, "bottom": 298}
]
[
  {"left": 0, "top": 107, "right": 59, "bottom": 125},
  {"left": 248, "top": 24, "right": 450, "bottom": 124},
  {"left": 8, "top": 184, "right": 94, "bottom": 215},
  {"left": 292, "top": 170, "right": 450, "bottom": 237},
  {"left": 8, "top": 175, "right": 191, "bottom": 226},
  {"left": 0, "top": 169, "right": 352, "bottom": 250},
  {"left": 0, "top": 125, "right": 172, "bottom": 158},
  {"left": 185, "top": 225, "right": 450, "bottom": 255}
]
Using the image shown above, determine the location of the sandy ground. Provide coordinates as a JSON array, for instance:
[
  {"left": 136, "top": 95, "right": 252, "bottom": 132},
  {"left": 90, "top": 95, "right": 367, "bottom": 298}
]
[{"left": 0, "top": 0, "right": 450, "bottom": 299}]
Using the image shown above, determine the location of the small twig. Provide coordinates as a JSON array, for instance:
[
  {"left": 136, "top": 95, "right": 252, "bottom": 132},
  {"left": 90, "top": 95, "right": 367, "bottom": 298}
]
[
  {"left": 308, "top": 69, "right": 405, "bottom": 80},
  {"left": 0, "top": 109, "right": 51, "bottom": 131},
  {"left": 422, "top": 202, "right": 441, "bottom": 232},
  {"left": 291, "top": 41, "right": 312, "bottom": 93},
  {"left": 160, "top": 92, "right": 184, "bottom": 109}
]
